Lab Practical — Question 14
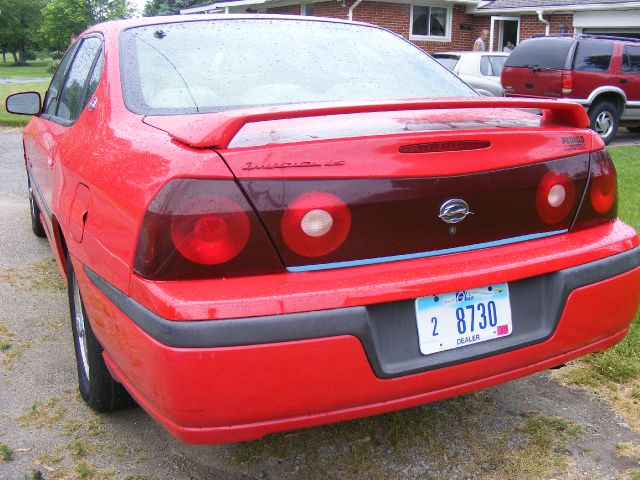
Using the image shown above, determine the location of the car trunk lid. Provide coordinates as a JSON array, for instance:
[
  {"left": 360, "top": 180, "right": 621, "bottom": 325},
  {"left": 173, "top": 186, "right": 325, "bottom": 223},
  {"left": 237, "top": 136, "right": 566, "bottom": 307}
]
[{"left": 143, "top": 99, "right": 595, "bottom": 271}]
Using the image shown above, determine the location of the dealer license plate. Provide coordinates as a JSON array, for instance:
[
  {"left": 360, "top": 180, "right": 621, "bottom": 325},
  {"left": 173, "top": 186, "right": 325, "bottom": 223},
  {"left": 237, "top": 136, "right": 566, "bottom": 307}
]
[{"left": 415, "top": 283, "right": 512, "bottom": 356}]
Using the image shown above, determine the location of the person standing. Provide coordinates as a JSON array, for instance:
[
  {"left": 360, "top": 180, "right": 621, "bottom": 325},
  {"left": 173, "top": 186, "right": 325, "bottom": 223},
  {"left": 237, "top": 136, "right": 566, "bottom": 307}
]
[{"left": 474, "top": 29, "right": 489, "bottom": 51}]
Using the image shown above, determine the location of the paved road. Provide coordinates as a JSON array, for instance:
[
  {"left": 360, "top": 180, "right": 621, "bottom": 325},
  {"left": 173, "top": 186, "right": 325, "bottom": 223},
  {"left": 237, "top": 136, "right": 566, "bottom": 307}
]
[
  {"left": 0, "top": 128, "right": 638, "bottom": 480},
  {"left": 0, "top": 78, "right": 51, "bottom": 84},
  {"left": 610, "top": 128, "right": 640, "bottom": 147}
]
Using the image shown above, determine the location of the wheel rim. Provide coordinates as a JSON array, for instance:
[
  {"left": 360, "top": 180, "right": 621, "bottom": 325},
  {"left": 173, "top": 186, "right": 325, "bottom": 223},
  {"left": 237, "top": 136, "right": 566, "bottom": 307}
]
[
  {"left": 28, "top": 183, "right": 36, "bottom": 219},
  {"left": 72, "top": 276, "right": 91, "bottom": 380},
  {"left": 594, "top": 111, "right": 614, "bottom": 138}
]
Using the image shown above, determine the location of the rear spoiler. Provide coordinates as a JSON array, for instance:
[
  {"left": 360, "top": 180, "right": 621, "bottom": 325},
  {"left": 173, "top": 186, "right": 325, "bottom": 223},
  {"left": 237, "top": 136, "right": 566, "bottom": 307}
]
[{"left": 142, "top": 97, "right": 590, "bottom": 149}]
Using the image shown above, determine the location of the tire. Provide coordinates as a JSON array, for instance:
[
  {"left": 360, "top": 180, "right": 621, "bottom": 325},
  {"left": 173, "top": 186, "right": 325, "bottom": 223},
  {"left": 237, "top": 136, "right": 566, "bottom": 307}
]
[
  {"left": 627, "top": 126, "right": 640, "bottom": 133},
  {"left": 28, "top": 179, "right": 46, "bottom": 238},
  {"left": 67, "top": 256, "right": 133, "bottom": 412},
  {"left": 588, "top": 101, "right": 619, "bottom": 145}
]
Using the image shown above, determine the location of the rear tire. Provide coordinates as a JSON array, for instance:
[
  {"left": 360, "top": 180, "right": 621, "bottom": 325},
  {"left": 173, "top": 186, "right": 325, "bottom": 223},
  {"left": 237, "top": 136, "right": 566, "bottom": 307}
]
[
  {"left": 589, "top": 101, "right": 619, "bottom": 145},
  {"left": 28, "top": 179, "right": 46, "bottom": 238},
  {"left": 67, "top": 256, "right": 133, "bottom": 412}
]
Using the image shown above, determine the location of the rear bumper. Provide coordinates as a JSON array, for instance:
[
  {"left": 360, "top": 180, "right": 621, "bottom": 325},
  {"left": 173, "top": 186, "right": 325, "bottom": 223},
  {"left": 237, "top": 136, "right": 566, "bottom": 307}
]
[{"left": 80, "top": 242, "right": 640, "bottom": 444}]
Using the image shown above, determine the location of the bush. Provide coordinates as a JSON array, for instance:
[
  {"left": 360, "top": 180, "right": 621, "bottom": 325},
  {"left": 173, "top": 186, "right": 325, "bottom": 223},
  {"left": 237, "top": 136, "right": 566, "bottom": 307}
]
[{"left": 47, "top": 60, "right": 60, "bottom": 74}]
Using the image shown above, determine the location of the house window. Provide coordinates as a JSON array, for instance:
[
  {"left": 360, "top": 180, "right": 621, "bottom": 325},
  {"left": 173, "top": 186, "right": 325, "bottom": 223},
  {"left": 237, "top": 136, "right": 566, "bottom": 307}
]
[
  {"left": 411, "top": 4, "right": 451, "bottom": 41},
  {"left": 301, "top": 2, "right": 314, "bottom": 16}
]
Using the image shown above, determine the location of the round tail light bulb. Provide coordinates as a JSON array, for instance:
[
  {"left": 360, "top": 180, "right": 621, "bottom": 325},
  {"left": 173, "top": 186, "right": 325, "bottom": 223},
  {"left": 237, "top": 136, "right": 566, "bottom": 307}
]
[
  {"left": 301, "top": 209, "right": 333, "bottom": 237},
  {"left": 547, "top": 184, "right": 566, "bottom": 207}
]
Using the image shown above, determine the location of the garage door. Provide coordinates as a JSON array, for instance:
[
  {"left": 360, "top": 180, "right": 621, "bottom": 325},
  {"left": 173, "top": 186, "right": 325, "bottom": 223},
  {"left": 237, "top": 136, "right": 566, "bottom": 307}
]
[{"left": 582, "top": 28, "right": 640, "bottom": 40}]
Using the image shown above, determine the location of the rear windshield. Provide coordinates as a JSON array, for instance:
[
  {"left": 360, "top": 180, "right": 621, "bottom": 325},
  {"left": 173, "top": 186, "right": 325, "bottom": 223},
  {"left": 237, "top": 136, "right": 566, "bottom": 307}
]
[
  {"left": 432, "top": 54, "right": 460, "bottom": 71},
  {"left": 505, "top": 38, "right": 573, "bottom": 70},
  {"left": 120, "top": 18, "right": 475, "bottom": 115},
  {"left": 573, "top": 40, "right": 613, "bottom": 71},
  {"left": 480, "top": 55, "right": 508, "bottom": 76}
]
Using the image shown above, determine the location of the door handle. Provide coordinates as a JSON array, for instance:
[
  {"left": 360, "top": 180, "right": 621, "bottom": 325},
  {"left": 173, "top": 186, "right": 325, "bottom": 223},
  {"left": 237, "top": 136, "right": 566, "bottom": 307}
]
[{"left": 620, "top": 79, "right": 628, "bottom": 84}]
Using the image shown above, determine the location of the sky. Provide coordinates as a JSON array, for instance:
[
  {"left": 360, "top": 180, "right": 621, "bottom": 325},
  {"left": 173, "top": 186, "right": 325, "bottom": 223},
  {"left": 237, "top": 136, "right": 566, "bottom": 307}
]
[{"left": 130, "top": 0, "right": 147, "bottom": 14}]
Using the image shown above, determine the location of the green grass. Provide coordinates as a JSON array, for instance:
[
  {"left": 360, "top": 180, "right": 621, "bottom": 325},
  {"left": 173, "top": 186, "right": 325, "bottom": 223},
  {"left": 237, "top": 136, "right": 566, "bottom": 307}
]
[
  {"left": 0, "top": 81, "right": 49, "bottom": 127},
  {"left": 0, "top": 59, "right": 53, "bottom": 79},
  {"left": 0, "top": 442, "right": 13, "bottom": 462}
]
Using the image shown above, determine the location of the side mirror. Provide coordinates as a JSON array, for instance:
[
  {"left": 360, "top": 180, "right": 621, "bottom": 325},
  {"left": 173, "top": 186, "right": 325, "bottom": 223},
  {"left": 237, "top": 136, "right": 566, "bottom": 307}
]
[{"left": 5, "top": 92, "right": 42, "bottom": 116}]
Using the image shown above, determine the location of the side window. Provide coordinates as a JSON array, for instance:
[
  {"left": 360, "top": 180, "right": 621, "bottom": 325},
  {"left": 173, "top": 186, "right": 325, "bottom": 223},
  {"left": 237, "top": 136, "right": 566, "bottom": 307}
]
[
  {"left": 480, "top": 56, "right": 490, "bottom": 76},
  {"left": 42, "top": 42, "right": 80, "bottom": 116},
  {"left": 81, "top": 50, "right": 104, "bottom": 108},
  {"left": 623, "top": 46, "right": 640, "bottom": 73},
  {"left": 573, "top": 41, "right": 613, "bottom": 72},
  {"left": 57, "top": 37, "right": 103, "bottom": 122}
]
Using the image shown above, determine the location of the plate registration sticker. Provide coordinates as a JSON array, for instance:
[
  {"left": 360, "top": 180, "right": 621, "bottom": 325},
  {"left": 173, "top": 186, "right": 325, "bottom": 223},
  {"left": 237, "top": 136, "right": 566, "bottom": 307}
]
[{"left": 415, "top": 283, "right": 512, "bottom": 356}]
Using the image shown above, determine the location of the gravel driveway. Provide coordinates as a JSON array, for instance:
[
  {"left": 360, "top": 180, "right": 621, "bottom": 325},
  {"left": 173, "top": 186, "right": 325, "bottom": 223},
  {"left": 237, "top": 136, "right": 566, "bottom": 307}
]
[{"left": 0, "top": 127, "right": 639, "bottom": 480}]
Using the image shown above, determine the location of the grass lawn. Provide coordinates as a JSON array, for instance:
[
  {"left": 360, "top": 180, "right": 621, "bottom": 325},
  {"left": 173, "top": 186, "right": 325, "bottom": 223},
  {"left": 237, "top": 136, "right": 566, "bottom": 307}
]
[
  {"left": 0, "top": 59, "right": 53, "bottom": 79},
  {"left": 0, "top": 82, "right": 49, "bottom": 127}
]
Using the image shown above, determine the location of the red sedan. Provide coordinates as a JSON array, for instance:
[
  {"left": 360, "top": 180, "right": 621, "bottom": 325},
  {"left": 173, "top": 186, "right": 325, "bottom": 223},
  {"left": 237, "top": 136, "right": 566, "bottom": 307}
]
[{"left": 7, "top": 15, "right": 640, "bottom": 444}]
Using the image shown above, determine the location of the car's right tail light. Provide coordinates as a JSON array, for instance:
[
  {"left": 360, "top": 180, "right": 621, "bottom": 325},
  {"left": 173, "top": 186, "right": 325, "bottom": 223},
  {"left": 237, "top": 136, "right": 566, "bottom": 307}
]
[
  {"left": 134, "top": 179, "right": 283, "bottom": 281},
  {"left": 572, "top": 149, "right": 618, "bottom": 231},
  {"left": 561, "top": 70, "right": 573, "bottom": 95}
]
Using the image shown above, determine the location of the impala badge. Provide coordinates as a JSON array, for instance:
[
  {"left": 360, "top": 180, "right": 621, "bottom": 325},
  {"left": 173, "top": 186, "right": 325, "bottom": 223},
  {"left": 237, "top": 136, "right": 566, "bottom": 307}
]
[{"left": 439, "top": 199, "right": 473, "bottom": 224}]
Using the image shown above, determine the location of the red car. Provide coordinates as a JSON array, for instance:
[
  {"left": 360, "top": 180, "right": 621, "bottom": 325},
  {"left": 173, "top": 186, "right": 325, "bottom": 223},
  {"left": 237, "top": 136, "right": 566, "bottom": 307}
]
[{"left": 7, "top": 15, "right": 640, "bottom": 444}]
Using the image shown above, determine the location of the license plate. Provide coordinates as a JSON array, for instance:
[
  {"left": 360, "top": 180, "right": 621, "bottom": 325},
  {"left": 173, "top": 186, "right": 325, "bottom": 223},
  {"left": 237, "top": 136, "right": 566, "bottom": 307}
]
[{"left": 415, "top": 283, "right": 512, "bottom": 356}]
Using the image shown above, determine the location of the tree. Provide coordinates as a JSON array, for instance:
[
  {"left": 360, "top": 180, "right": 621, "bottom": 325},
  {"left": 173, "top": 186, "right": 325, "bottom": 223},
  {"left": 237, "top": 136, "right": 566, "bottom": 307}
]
[
  {"left": 40, "top": 0, "right": 92, "bottom": 52},
  {"left": 40, "top": 0, "right": 134, "bottom": 52},
  {"left": 0, "top": 0, "right": 46, "bottom": 65},
  {"left": 143, "top": 0, "right": 202, "bottom": 16}
]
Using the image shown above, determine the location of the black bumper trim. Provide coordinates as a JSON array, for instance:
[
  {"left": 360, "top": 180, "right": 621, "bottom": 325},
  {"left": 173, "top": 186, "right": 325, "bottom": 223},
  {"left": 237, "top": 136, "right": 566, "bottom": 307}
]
[{"left": 85, "top": 246, "right": 640, "bottom": 379}]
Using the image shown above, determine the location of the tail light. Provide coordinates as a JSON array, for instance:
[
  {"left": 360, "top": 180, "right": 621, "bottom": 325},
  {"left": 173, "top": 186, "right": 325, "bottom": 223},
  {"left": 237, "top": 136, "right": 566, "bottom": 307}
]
[
  {"left": 561, "top": 71, "right": 573, "bottom": 95},
  {"left": 281, "top": 191, "right": 351, "bottom": 257},
  {"left": 134, "top": 179, "right": 283, "bottom": 280},
  {"left": 536, "top": 171, "right": 576, "bottom": 225},
  {"left": 573, "top": 149, "right": 617, "bottom": 230}
]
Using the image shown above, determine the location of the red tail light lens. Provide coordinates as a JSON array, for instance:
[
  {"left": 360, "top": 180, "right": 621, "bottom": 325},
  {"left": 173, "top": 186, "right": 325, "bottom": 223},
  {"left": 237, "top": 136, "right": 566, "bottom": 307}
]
[
  {"left": 169, "top": 195, "right": 250, "bottom": 265},
  {"left": 590, "top": 162, "right": 617, "bottom": 214},
  {"left": 561, "top": 71, "right": 572, "bottom": 94},
  {"left": 573, "top": 149, "right": 617, "bottom": 231},
  {"left": 536, "top": 172, "right": 576, "bottom": 225},
  {"left": 281, "top": 191, "right": 351, "bottom": 257},
  {"left": 134, "top": 179, "right": 283, "bottom": 280}
]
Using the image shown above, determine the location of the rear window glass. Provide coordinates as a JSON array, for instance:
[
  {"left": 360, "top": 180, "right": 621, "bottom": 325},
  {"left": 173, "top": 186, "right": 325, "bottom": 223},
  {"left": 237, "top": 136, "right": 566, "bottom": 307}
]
[
  {"left": 573, "top": 41, "right": 613, "bottom": 72},
  {"left": 480, "top": 55, "right": 508, "bottom": 76},
  {"left": 433, "top": 54, "right": 459, "bottom": 71},
  {"left": 120, "top": 18, "right": 475, "bottom": 115},
  {"left": 623, "top": 45, "right": 640, "bottom": 73},
  {"left": 505, "top": 38, "right": 573, "bottom": 70}
]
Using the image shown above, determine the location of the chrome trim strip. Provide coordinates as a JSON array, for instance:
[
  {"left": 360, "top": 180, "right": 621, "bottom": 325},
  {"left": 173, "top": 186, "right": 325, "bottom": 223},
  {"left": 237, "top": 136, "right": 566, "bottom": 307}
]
[{"left": 287, "top": 230, "right": 568, "bottom": 273}]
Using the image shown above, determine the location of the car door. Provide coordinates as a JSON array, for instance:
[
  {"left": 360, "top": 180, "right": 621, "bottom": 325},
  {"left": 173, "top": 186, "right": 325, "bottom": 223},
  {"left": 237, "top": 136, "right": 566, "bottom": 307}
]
[
  {"left": 620, "top": 44, "right": 640, "bottom": 119},
  {"left": 26, "top": 36, "right": 103, "bottom": 229}
]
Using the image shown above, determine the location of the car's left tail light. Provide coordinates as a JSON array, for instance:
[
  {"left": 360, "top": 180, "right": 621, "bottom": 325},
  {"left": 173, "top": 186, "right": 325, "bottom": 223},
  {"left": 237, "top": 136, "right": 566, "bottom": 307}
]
[{"left": 134, "top": 179, "right": 283, "bottom": 280}]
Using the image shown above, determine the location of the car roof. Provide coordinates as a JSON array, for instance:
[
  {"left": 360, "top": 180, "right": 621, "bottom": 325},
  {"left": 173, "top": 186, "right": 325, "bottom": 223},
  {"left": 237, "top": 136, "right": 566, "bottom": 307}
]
[
  {"left": 84, "top": 13, "right": 375, "bottom": 36},
  {"left": 526, "top": 34, "right": 640, "bottom": 45}
]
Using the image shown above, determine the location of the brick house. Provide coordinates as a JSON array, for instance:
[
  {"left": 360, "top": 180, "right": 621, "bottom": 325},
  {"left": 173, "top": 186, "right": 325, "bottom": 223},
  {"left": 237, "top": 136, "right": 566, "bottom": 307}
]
[{"left": 180, "top": 0, "right": 640, "bottom": 53}]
